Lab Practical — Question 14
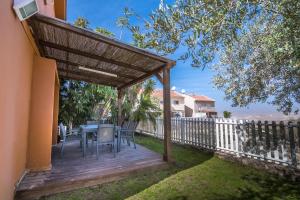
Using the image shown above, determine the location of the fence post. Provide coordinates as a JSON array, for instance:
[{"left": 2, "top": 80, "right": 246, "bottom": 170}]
[
  {"left": 288, "top": 122, "right": 297, "bottom": 167},
  {"left": 234, "top": 120, "right": 240, "bottom": 157},
  {"left": 216, "top": 118, "right": 220, "bottom": 150},
  {"left": 181, "top": 118, "right": 185, "bottom": 144}
]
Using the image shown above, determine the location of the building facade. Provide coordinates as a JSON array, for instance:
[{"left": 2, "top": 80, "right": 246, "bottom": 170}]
[{"left": 152, "top": 90, "right": 217, "bottom": 118}]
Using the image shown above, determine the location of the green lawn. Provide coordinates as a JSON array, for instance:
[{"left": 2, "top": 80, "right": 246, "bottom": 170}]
[{"left": 43, "top": 134, "right": 300, "bottom": 200}]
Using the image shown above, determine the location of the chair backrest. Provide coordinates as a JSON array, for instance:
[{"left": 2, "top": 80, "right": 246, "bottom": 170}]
[
  {"left": 87, "top": 121, "right": 98, "bottom": 125},
  {"left": 97, "top": 124, "right": 115, "bottom": 143},
  {"left": 59, "top": 123, "right": 67, "bottom": 139}
]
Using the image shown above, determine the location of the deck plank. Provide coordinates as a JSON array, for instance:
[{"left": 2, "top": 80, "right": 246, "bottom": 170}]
[{"left": 15, "top": 141, "right": 166, "bottom": 200}]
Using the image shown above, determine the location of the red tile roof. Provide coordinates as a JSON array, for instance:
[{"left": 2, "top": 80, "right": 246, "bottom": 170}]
[
  {"left": 152, "top": 90, "right": 184, "bottom": 98},
  {"left": 191, "top": 95, "right": 215, "bottom": 102}
]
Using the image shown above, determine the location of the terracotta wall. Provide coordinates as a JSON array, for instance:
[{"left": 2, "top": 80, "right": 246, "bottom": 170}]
[
  {"left": 0, "top": 0, "right": 61, "bottom": 199},
  {"left": 0, "top": 1, "right": 34, "bottom": 199},
  {"left": 52, "top": 74, "right": 60, "bottom": 145}
]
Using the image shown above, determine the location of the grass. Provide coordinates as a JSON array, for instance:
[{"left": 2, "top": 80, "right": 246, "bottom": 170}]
[{"left": 42, "top": 134, "right": 300, "bottom": 200}]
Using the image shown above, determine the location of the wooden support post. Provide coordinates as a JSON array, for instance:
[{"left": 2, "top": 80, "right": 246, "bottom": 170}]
[
  {"left": 163, "top": 63, "right": 172, "bottom": 162},
  {"left": 155, "top": 73, "right": 163, "bottom": 84},
  {"left": 117, "top": 89, "right": 124, "bottom": 126}
]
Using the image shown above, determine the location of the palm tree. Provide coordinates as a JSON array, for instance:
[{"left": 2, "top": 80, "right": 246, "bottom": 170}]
[{"left": 112, "top": 79, "right": 161, "bottom": 126}]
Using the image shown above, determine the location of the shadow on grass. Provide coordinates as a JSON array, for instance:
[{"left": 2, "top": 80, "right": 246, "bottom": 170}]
[
  {"left": 135, "top": 133, "right": 214, "bottom": 170},
  {"left": 223, "top": 173, "right": 300, "bottom": 200}
]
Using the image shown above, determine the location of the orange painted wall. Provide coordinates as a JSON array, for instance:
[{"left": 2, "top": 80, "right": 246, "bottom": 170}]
[
  {"left": 52, "top": 74, "right": 60, "bottom": 145},
  {"left": 26, "top": 56, "right": 57, "bottom": 170},
  {"left": 0, "top": 1, "right": 34, "bottom": 199},
  {"left": 0, "top": 0, "right": 64, "bottom": 199}
]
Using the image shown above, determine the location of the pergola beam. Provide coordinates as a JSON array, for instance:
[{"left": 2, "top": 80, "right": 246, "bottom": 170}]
[
  {"left": 58, "top": 71, "right": 119, "bottom": 87},
  {"left": 118, "top": 64, "right": 166, "bottom": 90},
  {"left": 39, "top": 40, "right": 150, "bottom": 73},
  {"left": 58, "top": 68, "right": 126, "bottom": 85},
  {"left": 155, "top": 73, "right": 163, "bottom": 84},
  {"left": 53, "top": 57, "right": 137, "bottom": 80}
]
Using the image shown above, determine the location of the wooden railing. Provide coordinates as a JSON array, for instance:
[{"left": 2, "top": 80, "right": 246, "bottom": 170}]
[{"left": 137, "top": 118, "right": 300, "bottom": 168}]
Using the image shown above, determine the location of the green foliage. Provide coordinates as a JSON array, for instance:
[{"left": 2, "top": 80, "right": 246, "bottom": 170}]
[
  {"left": 223, "top": 111, "right": 232, "bottom": 118},
  {"left": 111, "top": 79, "right": 161, "bottom": 125},
  {"left": 74, "top": 17, "right": 89, "bottom": 29},
  {"left": 118, "top": 0, "right": 300, "bottom": 114},
  {"left": 95, "top": 27, "right": 115, "bottom": 37},
  {"left": 59, "top": 79, "right": 116, "bottom": 127}
]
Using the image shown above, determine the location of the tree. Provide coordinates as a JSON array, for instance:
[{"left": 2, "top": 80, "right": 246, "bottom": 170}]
[
  {"left": 118, "top": 0, "right": 300, "bottom": 114},
  {"left": 223, "top": 111, "right": 232, "bottom": 119},
  {"left": 74, "top": 17, "right": 89, "bottom": 28},
  {"left": 95, "top": 27, "right": 115, "bottom": 37},
  {"left": 111, "top": 80, "right": 161, "bottom": 125}
]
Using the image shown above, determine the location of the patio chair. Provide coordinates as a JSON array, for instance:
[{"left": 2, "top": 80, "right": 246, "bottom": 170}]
[
  {"left": 120, "top": 121, "right": 139, "bottom": 149},
  {"left": 93, "top": 124, "right": 116, "bottom": 159},
  {"left": 59, "top": 123, "right": 67, "bottom": 157}
]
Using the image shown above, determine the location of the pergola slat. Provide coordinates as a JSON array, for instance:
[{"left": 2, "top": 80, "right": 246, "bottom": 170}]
[
  {"left": 31, "top": 14, "right": 175, "bottom": 64},
  {"left": 51, "top": 58, "right": 137, "bottom": 80},
  {"left": 58, "top": 71, "right": 120, "bottom": 87},
  {"left": 58, "top": 68, "right": 127, "bottom": 85},
  {"left": 39, "top": 40, "right": 150, "bottom": 73}
]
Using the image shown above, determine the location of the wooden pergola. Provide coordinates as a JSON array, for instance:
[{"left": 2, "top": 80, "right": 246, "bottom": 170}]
[{"left": 27, "top": 14, "right": 176, "bottom": 162}]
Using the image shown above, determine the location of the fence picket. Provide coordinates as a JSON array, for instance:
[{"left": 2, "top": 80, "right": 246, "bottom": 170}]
[
  {"left": 229, "top": 119, "right": 234, "bottom": 151},
  {"left": 220, "top": 119, "right": 224, "bottom": 150},
  {"left": 216, "top": 119, "right": 220, "bottom": 149},
  {"left": 234, "top": 120, "right": 239, "bottom": 156},
  {"left": 251, "top": 120, "right": 256, "bottom": 154},
  {"left": 272, "top": 121, "right": 278, "bottom": 160},
  {"left": 137, "top": 117, "right": 299, "bottom": 168},
  {"left": 288, "top": 122, "right": 297, "bottom": 167},
  {"left": 257, "top": 121, "right": 263, "bottom": 158}
]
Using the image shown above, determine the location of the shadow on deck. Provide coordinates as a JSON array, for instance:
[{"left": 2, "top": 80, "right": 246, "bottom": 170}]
[{"left": 15, "top": 140, "right": 166, "bottom": 200}]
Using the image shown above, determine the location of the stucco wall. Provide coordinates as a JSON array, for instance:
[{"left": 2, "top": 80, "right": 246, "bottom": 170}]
[
  {"left": 0, "top": 1, "right": 35, "bottom": 199},
  {"left": 26, "top": 56, "right": 57, "bottom": 170},
  {"left": 0, "top": 0, "right": 59, "bottom": 199},
  {"left": 52, "top": 74, "right": 60, "bottom": 145}
]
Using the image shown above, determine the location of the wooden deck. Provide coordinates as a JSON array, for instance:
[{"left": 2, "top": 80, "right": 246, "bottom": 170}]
[{"left": 15, "top": 140, "right": 166, "bottom": 200}]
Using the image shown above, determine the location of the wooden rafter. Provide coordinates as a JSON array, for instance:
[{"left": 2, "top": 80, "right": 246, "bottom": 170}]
[
  {"left": 50, "top": 57, "right": 137, "bottom": 80},
  {"left": 40, "top": 40, "right": 150, "bottom": 73},
  {"left": 118, "top": 64, "right": 167, "bottom": 90},
  {"left": 58, "top": 71, "right": 120, "bottom": 87},
  {"left": 58, "top": 68, "right": 127, "bottom": 85},
  {"left": 155, "top": 73, "right": 163, "bottom": 84}
]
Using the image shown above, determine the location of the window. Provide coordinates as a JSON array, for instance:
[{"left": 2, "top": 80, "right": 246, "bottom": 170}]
[{"left": 173, "top": 100, "right": 179, "bottom": 105}]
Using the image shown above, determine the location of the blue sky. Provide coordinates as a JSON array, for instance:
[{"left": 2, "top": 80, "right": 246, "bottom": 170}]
[{"left": 67, "top": 0, "right": 297, "bottom": 120}]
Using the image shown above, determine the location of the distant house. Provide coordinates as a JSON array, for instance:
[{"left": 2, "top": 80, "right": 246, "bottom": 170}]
[
  {"left": 152, "top": 89, "right": 217, "bottom": 117},
  {"left": 152, "top": 90, "right": 185, "bottom": 117},
  {"left": 191, "top": 95, "right": 217, "bottom": 117}
]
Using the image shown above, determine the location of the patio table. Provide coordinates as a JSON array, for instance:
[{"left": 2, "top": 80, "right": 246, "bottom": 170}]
[{"left": 80, "top": 124, "right": 121, "bottom": 157}]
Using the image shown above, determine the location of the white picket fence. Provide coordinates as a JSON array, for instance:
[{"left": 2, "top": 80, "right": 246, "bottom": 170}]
[{"left": 137, "top": 118, "right": 300, "bottom": 168}]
